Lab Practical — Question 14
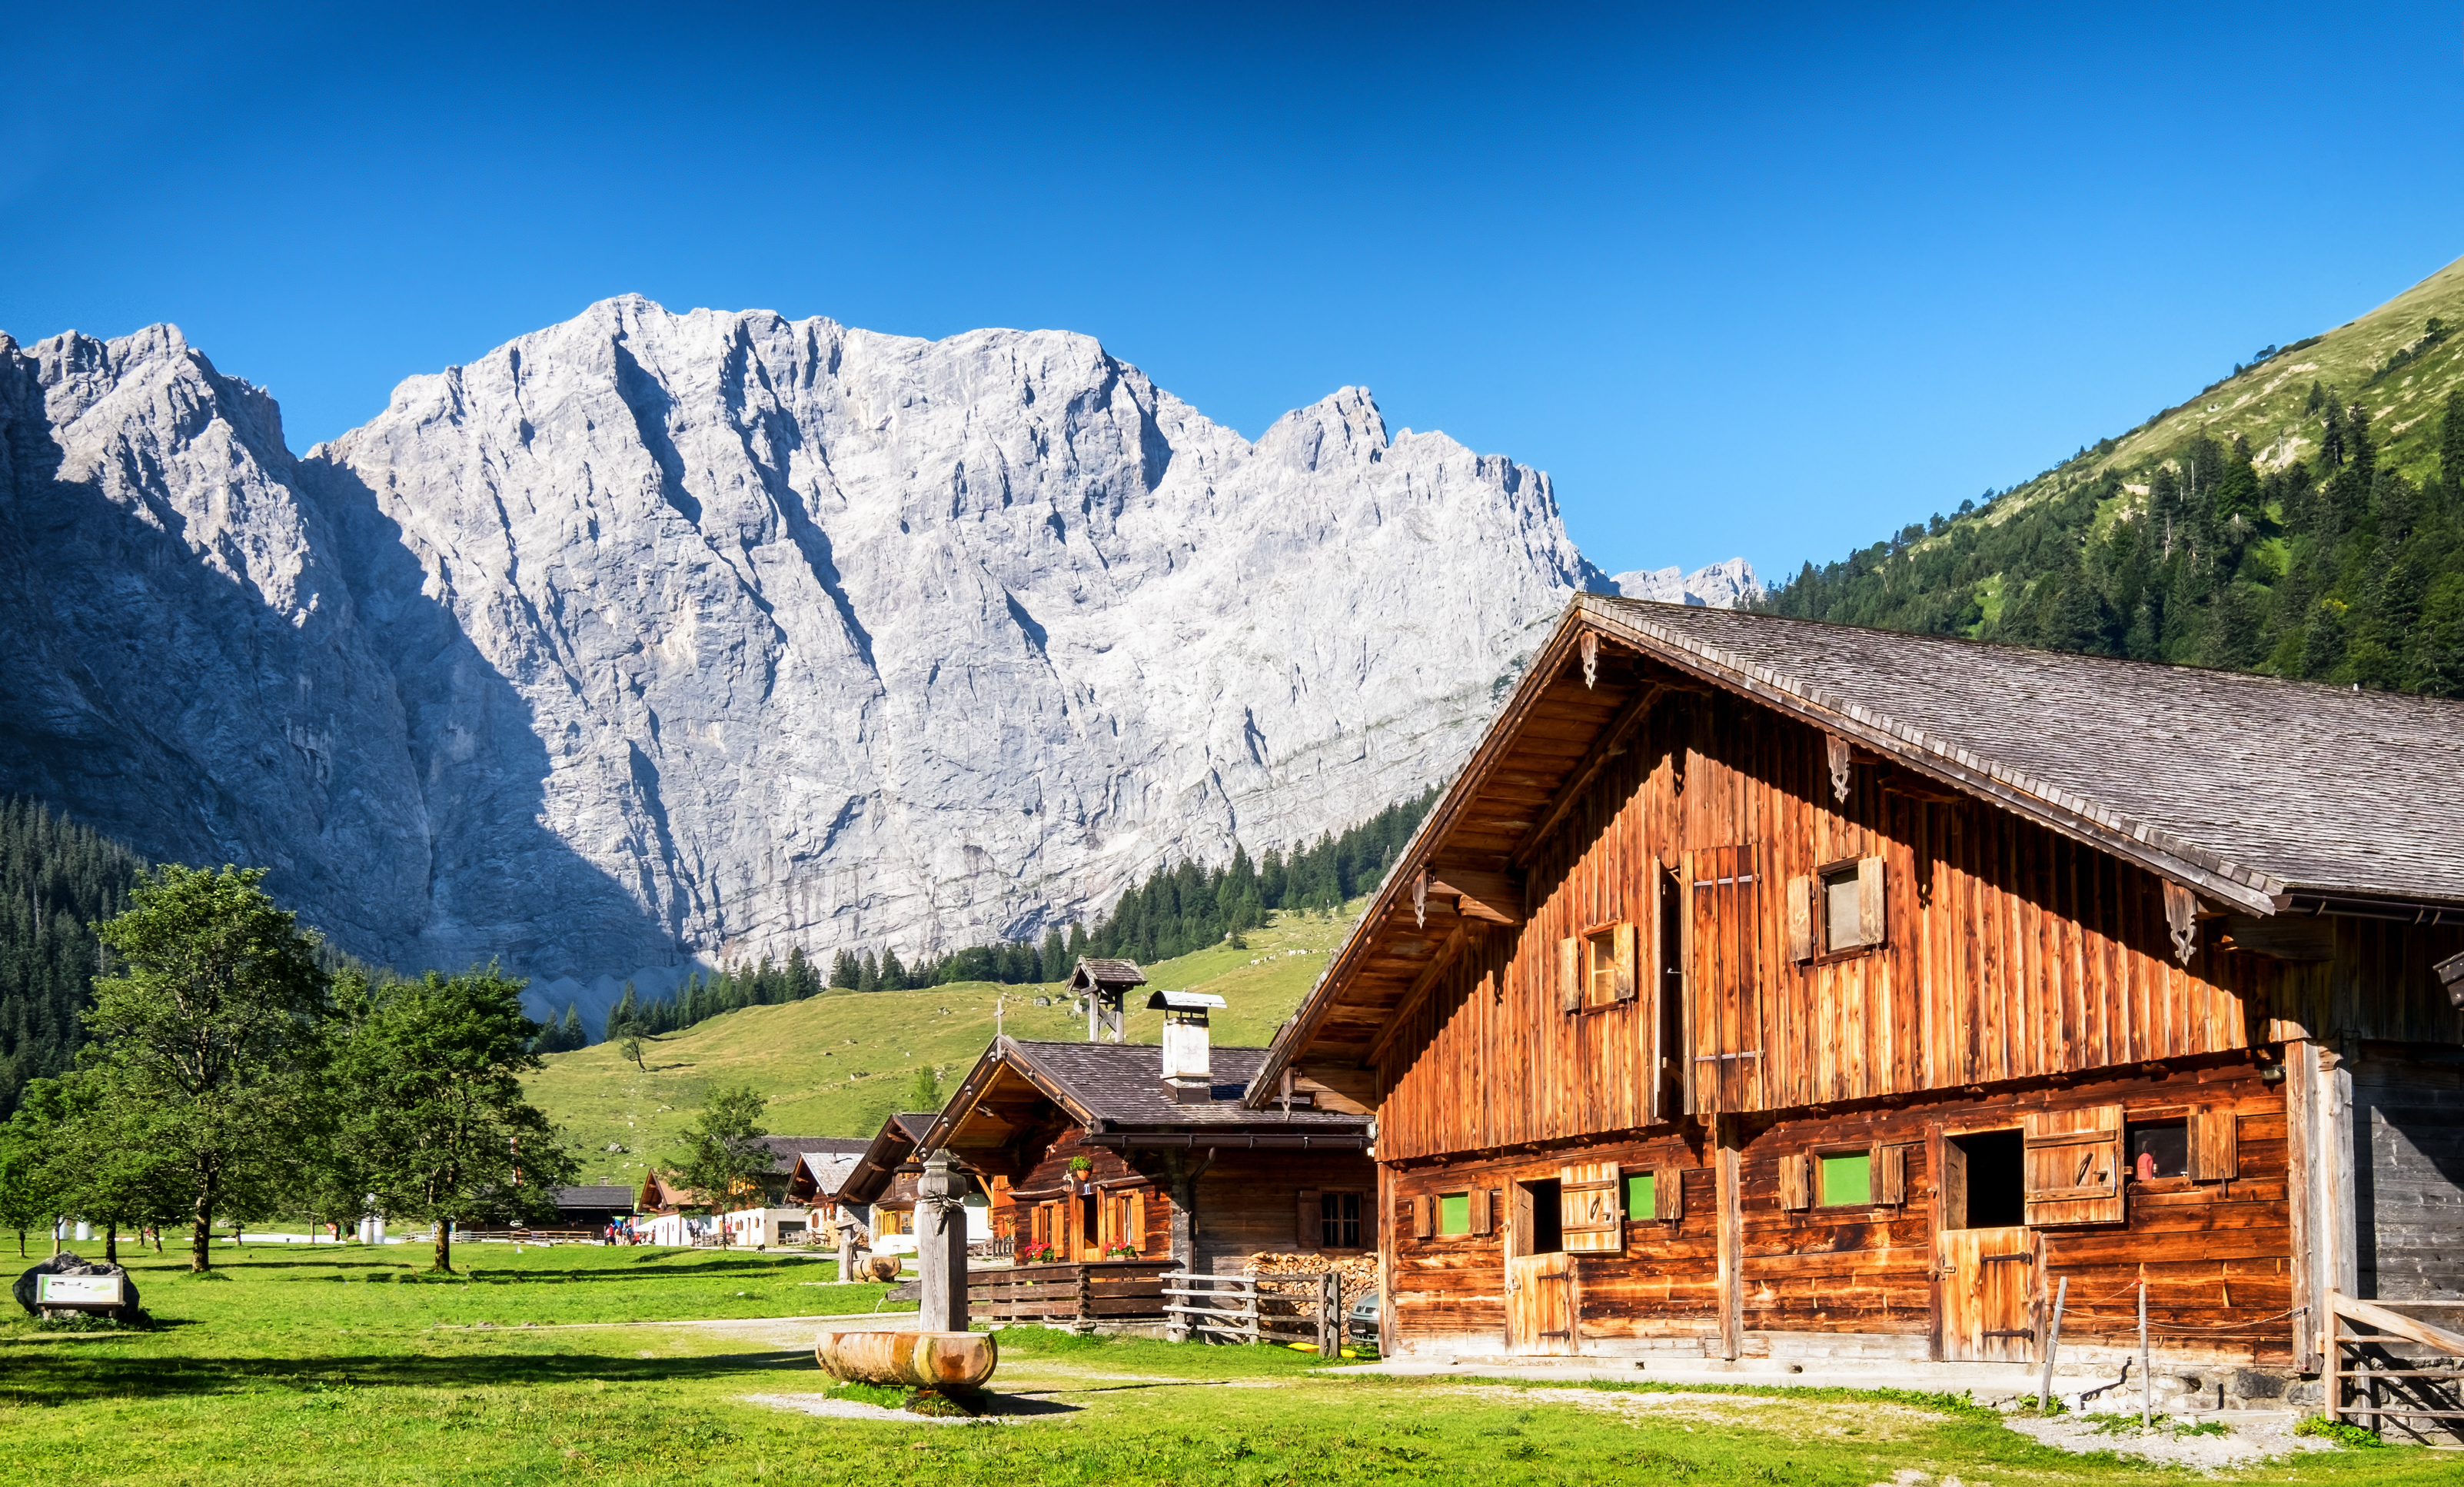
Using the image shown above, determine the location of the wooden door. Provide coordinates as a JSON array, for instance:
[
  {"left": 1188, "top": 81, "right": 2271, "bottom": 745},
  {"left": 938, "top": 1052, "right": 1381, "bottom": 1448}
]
[
  {"left": 1506, "top": 1252, "right": 1577, "bottom": 1354},
  {"left": 1937, "top": 1226, "right": 2033, "bottom": 1362}
]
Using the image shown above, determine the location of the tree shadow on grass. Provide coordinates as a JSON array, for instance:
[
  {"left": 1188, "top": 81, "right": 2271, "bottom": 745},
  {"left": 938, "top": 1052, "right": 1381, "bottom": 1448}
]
[{"left": 0, "top": 1345, "right": 822, "bottom": 1407}]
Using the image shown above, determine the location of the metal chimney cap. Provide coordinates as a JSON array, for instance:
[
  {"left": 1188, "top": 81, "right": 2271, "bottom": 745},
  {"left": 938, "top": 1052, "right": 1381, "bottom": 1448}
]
[{"left": 1146, "top": 990, "right": 1227, "bottom": 1010}]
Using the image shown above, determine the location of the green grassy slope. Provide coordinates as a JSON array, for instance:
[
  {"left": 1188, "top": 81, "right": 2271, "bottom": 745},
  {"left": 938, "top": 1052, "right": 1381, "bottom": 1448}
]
[
  {"left": 1762, "top": 252, "right": 2464, "bottom": 687},
  {"left": 527, "top": 903, "right": 1363, "bottom": 1185}
]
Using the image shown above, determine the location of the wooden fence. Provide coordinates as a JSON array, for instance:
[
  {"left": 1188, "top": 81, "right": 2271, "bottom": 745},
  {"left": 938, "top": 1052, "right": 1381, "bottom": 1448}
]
[
  {"left": 2325, "top": 1292, "right": 2464, "bottom": 1441},
  {"left": 1162, "top": 1271, "right": 1345, "bottom": 1351},
  {"left": 968, "top": 1259, "right": 1174, "bottom": 1326}
]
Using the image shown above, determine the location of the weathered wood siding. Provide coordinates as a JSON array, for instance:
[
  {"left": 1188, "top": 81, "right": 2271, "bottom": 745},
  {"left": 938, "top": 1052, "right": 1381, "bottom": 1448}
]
[
  {"left": 2350, "top": 1048, "right": 2464, "bottom": 1302},
  {"left": 1374, "top": 687, "right": 2452, "bottom": 1163},
  {"left": 1189, "top": 1151, "right": 1378, "bottom": 1270},
  {"left": 1385, "top": 1063, "right": 2294, "bottom": 1362}
]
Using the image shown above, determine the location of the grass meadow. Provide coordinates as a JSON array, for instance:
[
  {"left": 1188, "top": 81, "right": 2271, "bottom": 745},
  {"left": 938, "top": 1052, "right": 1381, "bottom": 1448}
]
[
  {"left": 5, "top": 1239, "right": 2458, "bottom": 1485},
  {"left": 526, "top": 903, "right": 1362, "bottom": 1183}
]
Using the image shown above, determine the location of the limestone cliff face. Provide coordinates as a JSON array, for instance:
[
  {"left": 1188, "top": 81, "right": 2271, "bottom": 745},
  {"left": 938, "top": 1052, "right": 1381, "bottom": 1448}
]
[{"left": 3, "top": 298, "right": 1607, "bottom": 1023}]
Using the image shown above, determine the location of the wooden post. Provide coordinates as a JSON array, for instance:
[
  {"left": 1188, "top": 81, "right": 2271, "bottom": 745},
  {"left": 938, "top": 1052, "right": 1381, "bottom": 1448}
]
[
  {"left": 1318, "top": 1271, "right": 1338, "bottom": 1356},
  {"left": 2324, "top": 1042, "right": 2359, "bottom": 1302},
  {"left": 2284, "top": 1040, "right": 2318, "bottom": 1373},
  {"left": 2037, "top": 1276, "right": 2067, "bottom": 1414},
  {"left": 835, "top": 1210, "right": 858, "bottom": 1286},
  {"left": 1717, "top": 1117, "right": 1742, "bottom": 1362},
  {"left": 2326, "top": 1291, "right": 2343, "bottom": 1423},
  {"left": 916, "top": 1150, "right": 969, "bottom": 1333},
  {"left": 2138, "top": 1277, "right": 2150, "bottom": 1428}
]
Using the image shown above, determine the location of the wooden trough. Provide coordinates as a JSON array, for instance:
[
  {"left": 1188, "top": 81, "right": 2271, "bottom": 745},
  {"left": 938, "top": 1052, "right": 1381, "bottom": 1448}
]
[{"left": 814, "top": 1329, "right": 998, "bottom": 1409}]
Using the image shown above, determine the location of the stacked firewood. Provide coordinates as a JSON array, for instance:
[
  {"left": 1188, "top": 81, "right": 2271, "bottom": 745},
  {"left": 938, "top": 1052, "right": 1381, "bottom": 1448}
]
[{"left": 1243, "top": 1252, "right": 1378, "bottom": 1295}]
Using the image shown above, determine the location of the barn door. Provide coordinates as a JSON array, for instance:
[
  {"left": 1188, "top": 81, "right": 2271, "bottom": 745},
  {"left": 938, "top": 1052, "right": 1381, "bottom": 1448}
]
[
  {"left": 1503, "top": 1178, "right": 1578, "bottom": 1354},
  {"left": 1689, "top": 845, "right": 1764, "bottom": 1114},
  {"left": 1506, "top": 1253, "right": 1577, "bottom": 1354},
  {"left": 1937, "top": 1226, "right": 2034, "bottom": 1362}
]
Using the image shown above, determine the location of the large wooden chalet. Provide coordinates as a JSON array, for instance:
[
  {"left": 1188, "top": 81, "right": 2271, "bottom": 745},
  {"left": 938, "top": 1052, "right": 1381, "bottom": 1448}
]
[{"left": 1249, "top": 596, "right": 2464, "bottom": 1384}]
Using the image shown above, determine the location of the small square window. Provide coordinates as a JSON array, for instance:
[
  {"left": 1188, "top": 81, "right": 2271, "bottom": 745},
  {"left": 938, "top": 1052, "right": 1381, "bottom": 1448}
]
[
  {"left": 2129, "top": 1120, "right": 2187, "bottom": 1180},
  {"left": 1438, "top": 1192, "right": 1471, "bottom": 1236},
  {"left": 1818, "top": 1151, "right": 1871, "bottom": 1207},
  {"left": 1586, "top": 929, "right": 1619, "bottom": 1003},
  {"left": 1321, "top": 1191, "right": 1362, "bottom": 1249},
  {"left": 1624, "top": 1172, "right": 1656, "bottom": 1221}
]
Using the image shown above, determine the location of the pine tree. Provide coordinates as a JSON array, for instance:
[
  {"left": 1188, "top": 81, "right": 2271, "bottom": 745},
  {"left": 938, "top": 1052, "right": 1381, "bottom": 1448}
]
[
  {"left": 856, "top": 952, "right": 879, "bottom": 994},
  {"left": 557, "top": 1005, "right": 587, "bottom": 1050},
  {"left": 879, "top": 947, "right": 907, "bottom": 990},
  {"left": 2319, "top": 397, "right": 2346, "bottom": 470}
]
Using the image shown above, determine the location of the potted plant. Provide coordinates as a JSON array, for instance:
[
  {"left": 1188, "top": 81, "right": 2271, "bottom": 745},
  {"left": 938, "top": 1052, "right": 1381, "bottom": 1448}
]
[
  {"left": 1067, "top": 1155, "right": 1094, "bottom": 1194},
  {"left": 1020, "top": 1242, "right": 1058, "bottom": 1264}
]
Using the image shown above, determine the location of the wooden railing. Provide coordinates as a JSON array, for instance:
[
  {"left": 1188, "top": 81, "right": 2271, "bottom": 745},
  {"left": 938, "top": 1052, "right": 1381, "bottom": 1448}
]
[
  {"left": 1162, "top": 1271, "right": 1344, "bottom": 1350},
  {"left": 2325, "top": 1292, "right": 2464, "bottom": 1439},
  {"left": 968, "top": 1259, "right": 1174, "bottom": 1325}
]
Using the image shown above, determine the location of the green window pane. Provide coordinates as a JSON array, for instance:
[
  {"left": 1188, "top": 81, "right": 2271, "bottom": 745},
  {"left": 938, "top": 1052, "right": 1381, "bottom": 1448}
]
[
  {"left": 1820, "top": 1153, "right": 1871, "bottom": 1207},
  {"left": 1438, "top": 1193, "right": 1470, "bottom": 1235},
  {"left": 1624, "top": 1173, "right": 1655, "bottom": 1221}
]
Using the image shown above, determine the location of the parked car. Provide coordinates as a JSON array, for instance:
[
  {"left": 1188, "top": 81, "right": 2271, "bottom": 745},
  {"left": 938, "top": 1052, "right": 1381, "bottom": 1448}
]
[{"left": 1345, "top": 1289, "right": 1380, "bottom": 1348}]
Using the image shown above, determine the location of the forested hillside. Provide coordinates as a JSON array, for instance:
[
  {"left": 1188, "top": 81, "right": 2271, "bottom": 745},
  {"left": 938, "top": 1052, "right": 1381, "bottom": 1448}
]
[
  {"left": 1761, "top": 254, "right": 2464, "bottom": 694},
  {"left": 606, "top": 789, "right": 1437, "bottom": 1042},
  {"left": 0, "top": 800, "right": 148, "bottom": 1117}
]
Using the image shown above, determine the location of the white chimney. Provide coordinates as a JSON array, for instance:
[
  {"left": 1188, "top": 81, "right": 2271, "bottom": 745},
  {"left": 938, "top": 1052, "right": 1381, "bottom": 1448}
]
[{"left": 1149, "top": 990, "right": 1226, "bottom": 1103}]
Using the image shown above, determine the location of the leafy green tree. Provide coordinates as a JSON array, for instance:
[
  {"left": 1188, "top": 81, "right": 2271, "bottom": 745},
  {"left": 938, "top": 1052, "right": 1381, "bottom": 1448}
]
[
  {"left": 670, "top": 1084, "right": 770, "bottom": 1246},
  {"left": 329, "top": 966, "right": 577, "bottom": 1273},
  {"left": 12, "top": 1072, "right": 185, "bottom": 1265},
  {"left": 0, "top": 1108, "right": 64, "bottom": 1257},
  {"left": 82, "top": 864, "right": 328, "bottom": 1272},
  {"left": 903, "top": 1066, "right": 944, "bottom": 1113}
]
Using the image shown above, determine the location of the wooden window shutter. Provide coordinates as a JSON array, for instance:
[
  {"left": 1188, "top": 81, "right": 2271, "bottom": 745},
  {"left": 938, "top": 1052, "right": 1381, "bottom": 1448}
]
[
  {"left": 1560, "top": 1162, "right": 1622, "bottom": 1253},
  {"left": 1785, "top": 875, "right": 1815, "bottom": 962},
  {"left": 2022, "top": 1105, "right": 2125, "bottom": 1226},
  {"left": 1471, "top": 1186, "right": 1494, "bottom": 1237},
  {"left": 1411, "top": 1193, "right": 1433, "bottom": 1240},
  {"left": 1614, "top": 922, "right": 1639, "bottom": 1001},
  {"left": 1779, "top": 1152, "right": 1813, "bottom": 1211},
  {"left": 1856, "top": 856, "right": 1886, "bottom": 948},
  {"left": 1559, "top": 936, "right": 1582, "bottom": 1012},
  {"left": 1129, "top": 1190, "right": 1146, "bottom": 1249},
  {"left": 1297, "top": 1189, "right": 1322, "bottom": 1250},
  {"left": 1873, "top": 1143, "right": 1907, "bottom": 1206},
  {"left": 1656, "top": 1165, "right": 1684, "bottom": 1223},
  {"left": 2189, "top": 1107, "right": 2240, "bottom": 1183}
]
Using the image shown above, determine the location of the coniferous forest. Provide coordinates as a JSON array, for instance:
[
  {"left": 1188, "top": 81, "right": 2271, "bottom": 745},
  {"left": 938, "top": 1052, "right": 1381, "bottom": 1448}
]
[
  {"left": 0, "top": 800, "right": 148, "bottom": 1119},
  {"left": 1761, "top": 336, "right": 2464, "bottom": 697},
  {"left": 606, "top": 788, "right": 1438, "bottom": 1041}
]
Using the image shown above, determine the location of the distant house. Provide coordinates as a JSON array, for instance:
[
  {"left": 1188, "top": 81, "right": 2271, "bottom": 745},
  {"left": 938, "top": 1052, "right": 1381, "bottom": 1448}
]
[
  {"left": 550, "top": 1186, "right": 637, "bottom": 1231},
  {"left": 926, "top": 993, "right": 1375, "bottom": 1271},
  {"left": 783, "top": 1150, "right": 867, "bottom": 1244},
  {"left": 837, "top": 1113, "right": 989, "bottom": 1253},
  {"left": 633, "top": 1134, "right": 862, "bottom": 1247}
]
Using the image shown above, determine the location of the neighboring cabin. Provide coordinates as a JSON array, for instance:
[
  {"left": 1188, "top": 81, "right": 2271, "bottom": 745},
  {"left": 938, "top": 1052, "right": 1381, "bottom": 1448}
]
[
  {"left": 926, "top": 990, "right": 1375, "bottom": 1271},
  {"left": 1251, "top": 596, "right": 2464, "bottom": 1382}
]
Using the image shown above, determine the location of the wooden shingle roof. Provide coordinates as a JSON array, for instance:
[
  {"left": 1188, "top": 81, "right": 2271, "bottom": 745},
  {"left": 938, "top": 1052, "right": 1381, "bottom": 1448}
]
[
  {"left": 1245, "top": 595, "right": 2464, "bottom": 1102},
  {"left": 1609, "top": 598, "right": 2464, "bottom": 912}
]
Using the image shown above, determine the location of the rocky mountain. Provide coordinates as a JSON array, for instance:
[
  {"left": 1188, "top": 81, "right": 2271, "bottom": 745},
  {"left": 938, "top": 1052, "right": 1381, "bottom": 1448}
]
[
  {"left": 1610, "top": 557, "right": 1763, "bottom": 608},
  {"left": 0, "top": 298, "right": 1615, "bottom": 1026}
]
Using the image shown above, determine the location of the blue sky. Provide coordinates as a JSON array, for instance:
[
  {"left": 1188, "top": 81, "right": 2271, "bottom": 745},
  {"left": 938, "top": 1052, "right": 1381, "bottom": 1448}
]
[{"left": 5, "top": 3, "right": 2461, "bottom": 582}]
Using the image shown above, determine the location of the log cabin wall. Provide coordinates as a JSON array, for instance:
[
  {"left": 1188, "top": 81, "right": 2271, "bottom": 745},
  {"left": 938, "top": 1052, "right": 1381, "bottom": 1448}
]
[
  {"left": 1375, "top": 683, "right": 2462, "bottom": 1166},
  {"left": 1384, "top": 1060, "right": 2293, "bottom": 1362},
  {"left": 1182, "top": 1151, "right": 1380, "bottom": 1272}
]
